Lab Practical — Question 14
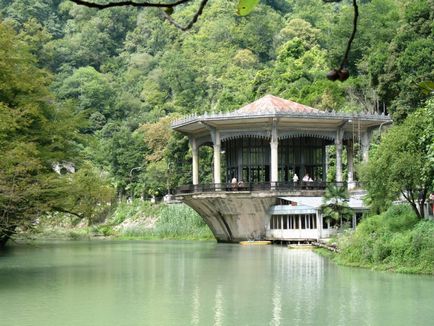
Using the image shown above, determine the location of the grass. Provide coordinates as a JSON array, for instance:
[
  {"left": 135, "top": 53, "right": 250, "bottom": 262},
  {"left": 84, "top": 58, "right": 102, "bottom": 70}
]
[{"left": 116, "top": 203, "right": 214, "bottom": 240}]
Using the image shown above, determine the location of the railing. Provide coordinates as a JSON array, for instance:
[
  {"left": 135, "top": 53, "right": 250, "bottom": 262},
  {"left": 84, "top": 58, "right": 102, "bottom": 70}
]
[
  {"left": 172, "top": 108, "right": 391, "bottom": 128},
  {"left": 175, "top": 181, "right": 349, "bottom": 195}
]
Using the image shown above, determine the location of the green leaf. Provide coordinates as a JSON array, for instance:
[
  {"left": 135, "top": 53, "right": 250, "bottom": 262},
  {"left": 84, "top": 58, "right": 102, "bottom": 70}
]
[{"left": 237, "top": 0, "right": 260, "bottom": 16}]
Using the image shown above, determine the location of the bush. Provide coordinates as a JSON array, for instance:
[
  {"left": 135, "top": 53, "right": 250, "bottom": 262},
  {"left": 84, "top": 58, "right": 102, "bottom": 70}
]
[
  {"left": 382, "top": 205, "right": 419, "bottom": 232},
  {"left": 336, "top": 205, "right": 434, "bottom": 274}
]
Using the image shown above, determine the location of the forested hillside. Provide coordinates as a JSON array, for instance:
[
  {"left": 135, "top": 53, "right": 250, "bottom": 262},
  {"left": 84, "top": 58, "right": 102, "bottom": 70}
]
[{"left": 0, "top": 0, "right": 433, "bottom": 244}]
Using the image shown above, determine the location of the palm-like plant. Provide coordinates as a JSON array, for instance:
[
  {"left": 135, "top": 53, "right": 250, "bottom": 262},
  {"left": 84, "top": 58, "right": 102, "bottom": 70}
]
[{"left": 321, "top": 184, "right": 354, "bottom": 228}]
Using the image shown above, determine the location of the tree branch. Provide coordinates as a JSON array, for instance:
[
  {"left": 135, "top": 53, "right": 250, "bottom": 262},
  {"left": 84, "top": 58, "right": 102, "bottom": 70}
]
[
  {"left": 340, "top": 0, "right": 358, "bottom": 69},
  {"left": 70, "top": 0, "right": 208, "bottom": 31},
  {"left": 53, "top": 207, "right": 85, "bottom": 220},
  {"left": 69, "top": 0, "right": 193, "bottom": 9},
  {"left": 325, "top": 0, "right": 359, "bottom": 81},
  {"left": 161, "top": 0, "right": 209, "bottom": 31},
  {"left": 401, "top": 190, "right": 421, "bottom": 218},
  {"left": 418, "top": 188, "right": 427, "bottom": 218}
]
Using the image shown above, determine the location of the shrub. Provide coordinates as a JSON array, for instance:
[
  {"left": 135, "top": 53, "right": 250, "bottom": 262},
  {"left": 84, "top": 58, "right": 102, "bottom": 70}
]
[{"left": 382, "top": 205, "right": 419, "bottom": 232}]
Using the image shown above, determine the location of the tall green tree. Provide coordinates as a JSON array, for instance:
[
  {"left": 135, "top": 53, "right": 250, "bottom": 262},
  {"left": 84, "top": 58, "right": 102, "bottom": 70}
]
[
  {"left": 361, "top": 100, "right": 434, "bottom": 218},
  {"left": 0, "top": 22, "right": 80, "bottom": 247}
]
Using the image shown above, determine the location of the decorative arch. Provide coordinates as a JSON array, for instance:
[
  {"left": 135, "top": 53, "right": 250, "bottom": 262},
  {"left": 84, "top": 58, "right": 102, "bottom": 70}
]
[
  {"left": 196, "top": 135, "right": 212, "bottom": 147},
  {"left": 221, "top": 131, "right": 270, "bottom": 143},
  {"left": 278, "top": 130, "right": 335, "bottom": 141}
]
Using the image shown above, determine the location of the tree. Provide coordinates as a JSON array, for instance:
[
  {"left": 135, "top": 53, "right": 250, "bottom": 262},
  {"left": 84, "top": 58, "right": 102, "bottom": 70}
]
[
  {"left": 0, "top": 22, "right": 114, "bottom": 247},
  {"left": 320, "top": 184, "right": 354, "bottom": 227},
  {"left": 361, "top": 99, "right": 434, "bottom": 218},
  {"left": 0, "top": 22, "right": 80, "bottom": 247},
  {"left": 139, "top": 116, "right": 181, "bottom": 196},
  {"left": 56, "top": 66, "right": 115, "bottom": 118},
  {"left": 53, "top": 161, "right": 115, "bottom": 225}
]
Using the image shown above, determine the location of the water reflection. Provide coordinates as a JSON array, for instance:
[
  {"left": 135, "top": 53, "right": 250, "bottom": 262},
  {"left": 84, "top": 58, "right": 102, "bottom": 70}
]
[
  {"left": 270, "top": 280, "right": 281, "bottom": 326},
  {"left": 0, "top": 241, "right": 433, "bottom": 326},
  {"left": 191, "top": 285, "right": 200, "bottom": 326},
  {"left": 214, "top": 285, "right": 224, "bottom": 326}
]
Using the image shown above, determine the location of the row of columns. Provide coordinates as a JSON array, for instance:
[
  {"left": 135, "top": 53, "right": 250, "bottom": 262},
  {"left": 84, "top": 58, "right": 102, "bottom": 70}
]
[{"left": 190, "top": 126, "right": 371, "bottom": 187}]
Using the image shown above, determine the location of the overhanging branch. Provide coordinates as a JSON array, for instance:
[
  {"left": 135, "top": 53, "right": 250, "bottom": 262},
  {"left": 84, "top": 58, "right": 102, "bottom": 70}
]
[
  {"left": 326, "top": 0, "right": 359, "bottom": 81},
  {"left": 70, "top": 0, "right": 208, "bottom": 31},
  {"left": 340, "top": 0, "right": 358, "bottom": 69},
  {"left": 69, "top": 0, "right": 193, "bottom": 9},
  {"left": 53, "top": 207, "right": 85, "bottom": 220}
]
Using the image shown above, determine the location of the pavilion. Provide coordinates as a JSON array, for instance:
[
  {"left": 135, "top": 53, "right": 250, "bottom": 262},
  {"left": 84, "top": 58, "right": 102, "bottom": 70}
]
[{"left": 172, "top": 95, "right": 391, "bottom": 242}]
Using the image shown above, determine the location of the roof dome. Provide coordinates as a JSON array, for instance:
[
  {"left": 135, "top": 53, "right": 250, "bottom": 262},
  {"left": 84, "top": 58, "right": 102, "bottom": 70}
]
[{"left": 234, "top": 95, "right": 321, "bottom": 115}]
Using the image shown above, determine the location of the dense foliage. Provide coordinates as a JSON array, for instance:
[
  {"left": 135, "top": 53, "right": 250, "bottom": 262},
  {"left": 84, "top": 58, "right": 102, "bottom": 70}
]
[
  {"left": 336, "top": 205, "right": 434, "bottom": 274},
  {"left": 0, "top": 0, "right": 433, "bottom": 246}
]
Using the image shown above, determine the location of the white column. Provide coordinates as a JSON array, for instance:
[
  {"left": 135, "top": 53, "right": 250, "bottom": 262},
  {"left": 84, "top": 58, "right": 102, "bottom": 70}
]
[
  {"left": 190, "top": 137, "right": 199, "bottom": 186},
  {"left": 346, "top": 140, "right": 356, "bottom": 190},
  {"left": 270, "top": 119, "right": 279, "bottom": 185},
  {"left": 335, "top": 129, "right": 343, "bottom": 183},
  {"left": 316, "top": 211, "right": 322, "bottom": 240},
  {"left": 324, "top": 146, "right": 328, "bottom": 181},
  {"left": 271, "top": 142, "right": 278, "bottom": 182},
  {"left": 213, "top": 130, "right": 221, "bottom": 189}
]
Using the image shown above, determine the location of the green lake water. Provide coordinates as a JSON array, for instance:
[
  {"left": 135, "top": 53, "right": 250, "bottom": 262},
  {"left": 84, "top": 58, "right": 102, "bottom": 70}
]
[{"left": 0, "top": 240, "right": 433, "bottom": 326}]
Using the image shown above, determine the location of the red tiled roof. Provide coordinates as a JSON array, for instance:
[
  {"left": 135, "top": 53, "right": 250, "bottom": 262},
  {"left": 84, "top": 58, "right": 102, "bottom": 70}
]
[{"left": 234, "top": 95, "right": 321, "bottom": 114}]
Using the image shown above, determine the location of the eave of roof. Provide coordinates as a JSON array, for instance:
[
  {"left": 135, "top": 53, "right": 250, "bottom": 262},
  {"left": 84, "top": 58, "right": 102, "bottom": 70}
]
[{"left": 171, "top": 95, "right": 392, "bottom": 132}]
